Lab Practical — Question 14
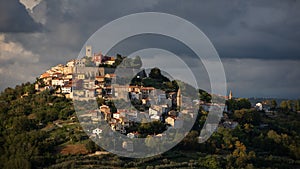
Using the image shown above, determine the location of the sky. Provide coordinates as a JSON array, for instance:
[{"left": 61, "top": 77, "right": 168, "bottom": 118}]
[{"left": 0, "top": 0, "right": 299, "bottom": 99}]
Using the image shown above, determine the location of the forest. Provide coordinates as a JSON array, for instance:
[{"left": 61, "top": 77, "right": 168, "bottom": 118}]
[{"left": 0, "top": 82, "right": 299, "bottom": 169}]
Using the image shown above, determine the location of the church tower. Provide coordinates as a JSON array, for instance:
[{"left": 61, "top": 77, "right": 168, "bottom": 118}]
[
  {"left": 177, "top": 89, "right": 182, "bottom": 108},
  {"left": 86, "top": 45, "right": 92, "bottom": 58},
  {"left": 229, "top": 90, "right": 233, "bottom": 100}
]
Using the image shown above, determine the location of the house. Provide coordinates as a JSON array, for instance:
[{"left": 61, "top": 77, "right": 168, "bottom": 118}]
[
  {"left": 149, "top": 107, "right": 160, "bottom": 116},
  {"left": 62, "top": 84, "right": 73, "bottom": 99},
  {"left": 95, "top": 76, "right": 105, "bottom": 83},
  {"left": 130, "top": 92, "right": 141, "bottom": 100},
  {"left": 64, "top": 74, "right": 73, "bottom": 80},
  {"left": 91, "top": 112, "right": 102, "bottom": 123},
  {"left": 119, "top": 117, "right": 131, "bottom": 127},
  {"left": 77, "top": 74, "right": 85, "bottom": 80},
  {"left": 113, "top": 113, "right": 121, "bottom": 119},
  {"left": 255, "top": 103, "right": 263, "bottom": 111},
  {"left": 110, "top": 122, "right": 124, "bottom": 132},
  {"left": 66, "top": 59, "right": 75, "bottom": 67},
  {"left": 73, "top": 67, "right": 99, "bottom": 78},
  {"left": 113, "top": 85, "right": 130, "bottom": 100},
  {"left": 63, "top": 67, "right": 73, "bottom": 75},
  {"left": 141, "top": 86, "right": 155, "bottom": 98},
  {"left": 104, "top": 73, "right": 116, "bottom": 79},
  {"left": 52, "top": 72, "right": 63, "bottom": 78},
  {"left": 93, "top": 52, "right": 103, "bottom": 66},
  {"left": 103, "top": 57, "right": 116, "bottom": 65},
  {"left": 92, "top": 128, "right": 102, "bottom": 138},
  {"left": 51, "top": 78, "right": 65, "bottom": 86},
  {"left": 99, "top": 105, "right": 110, "bottom": 117},
  {"left": 61, "top": 85, "right": 72, "bottom": 94},
  {"left": 165, "top": 116, "right": 175, "bottom": 127},
  {"left": 40, "top": 72, "right": 51, "bottom": 79},
  {"left": 150, "top": 114, "right": 160, "bottom": 121},
  {"left": 75, "top": 59, "right": 85, "bottom": 67},
  {"left": 127, "top": 132, "right": 138, "bottom": 139},
  {"left": 122, "top": 141, "right": 133, "bottom": 152},
  {"left": 85, "top": 89, "right": 95, "bottom": 98},
  {"left": 84, "top": 80, "right": 96, "bottom": 89}
]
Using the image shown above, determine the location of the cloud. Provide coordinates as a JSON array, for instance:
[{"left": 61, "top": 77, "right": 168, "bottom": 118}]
[
  {"left": 223, "top": 58, "right": 300, "bottom": 99},
  {"left": 19, "top": 0, "right": 43, "bottom": 12},
  {"left": 0, "top": 34, "right": 46, "bottom": 91},
  {"left": 0, "top": 0, "right": 42, "bottom": 32},
  {"left": 1, "top": 0, "right": 300, "bottom": 98}
]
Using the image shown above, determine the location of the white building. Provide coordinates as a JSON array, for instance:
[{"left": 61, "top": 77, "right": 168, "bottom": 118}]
[
  {"left": 149, "top": 107, "right": 160, "bottom": 116},
  {"left": 61, "top": 86, "right": 72, "bottom": 93},
  {"left": 256, "top": 103, "right": 263, "bottom": 111},
  {"left": 92, "top": 128, "right": 102, "bottom": 136},
  {"left": 52, "top": 79, "right": 65, "bottom": 86},
  {"left": 150, "top": 114, "right": 160, "bottom": 121}
]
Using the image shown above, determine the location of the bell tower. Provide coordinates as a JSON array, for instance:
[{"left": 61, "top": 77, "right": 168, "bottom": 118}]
[
  {"left": 86, "top": 45, "right": 92, "bottom": 58},
  {"left": 229, "top": 90, "right": 233, "bottom": 100}
]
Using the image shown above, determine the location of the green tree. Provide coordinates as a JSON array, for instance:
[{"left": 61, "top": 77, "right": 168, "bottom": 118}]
[
  {"left": 270, "top": 99, "right": 277, "bottom": 110},
  {"left": 199, "top": 89, "right": 212, "bottom": 103},
  {"left": 226, "top": 99, "right": 238, "bottom": 112},
  {"left": 199, "top": 155, "right": 221, "bottom": 169},
  {"left": 280, "top": 100, "right": 293, "bottom": 111},
  {"left": 233, "top": 109, "right": 260, "bottom": 125},
  {"left": 295, "top": 100, "right": 300, "bottom": 111},
  {"left": 180, "top": 130, "right": 199, "bottom": 149},
  {"left": 229, "top": 141, "right": 255, "bottom": 168},
  {"left": 237, "top": 98, "right": 251, "bottom": 110}
]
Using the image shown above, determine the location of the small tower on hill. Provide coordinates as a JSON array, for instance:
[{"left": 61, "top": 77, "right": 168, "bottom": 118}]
[
  {"left": 229, "top": 90, "right": 233, "bottom": 100},
  {"left": 177, "top": 89, "right": 182, "bottom": 108},
  {"left": 86, "top": 45, "right": 92, "bottom": 58}
]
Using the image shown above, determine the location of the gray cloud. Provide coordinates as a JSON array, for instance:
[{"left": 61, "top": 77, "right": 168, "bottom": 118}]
[
  {"left": 0, "top": 0, "right": 42, "bottom": 32},
  {"left": 223, "top": 58, "right": 300, "bottom": 99},
  {"left": 0, "top": 0, "right": 299, "bottom": 98}
]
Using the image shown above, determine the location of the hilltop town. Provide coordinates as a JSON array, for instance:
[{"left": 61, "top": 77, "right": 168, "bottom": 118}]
[
  {"left": 0, "top": 46, "right": 299, "bottom": 168},
  {"left": 33, "top": 46, "right": 242, "bottom": 153}
]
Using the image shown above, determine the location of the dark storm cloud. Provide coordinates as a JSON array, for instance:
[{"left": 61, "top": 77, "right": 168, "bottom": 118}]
[
  {"left": 6, "top": 0, "right": 300, "bottom": 61},
  {"left": 223, "top": 58, "right": 300, "bottom": 99},
  {"left": 1, "top": 0, "right": 300, "bottom": 98},
  {"left": 141, "top": 0, "right": 300, "bottom": 60},
  {"left": 0, "top": 0, "right": 42, "bottom": 32}
]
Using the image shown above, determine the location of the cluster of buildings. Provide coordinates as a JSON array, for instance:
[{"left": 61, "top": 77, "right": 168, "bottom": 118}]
[
  {"left": 35, "top": 46, "right": 116, "bottom": 99},
  {"left": 36, "top": 46, "right": 237, "bottom": 149}
]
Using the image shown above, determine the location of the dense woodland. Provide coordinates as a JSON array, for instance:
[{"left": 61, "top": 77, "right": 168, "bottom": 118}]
[{"left": 0, "top": 82, "right": 299, "bottom": 169}]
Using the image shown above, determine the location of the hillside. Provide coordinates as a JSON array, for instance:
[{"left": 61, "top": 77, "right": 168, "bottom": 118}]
[{"left": 0, "top": 81, "right": 300, "bottom": 169}]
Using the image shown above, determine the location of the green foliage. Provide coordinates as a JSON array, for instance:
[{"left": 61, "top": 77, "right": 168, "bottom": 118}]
[
  {"left": 226, "top": 98, "right": 251, "bottom": 112},
  {"left": 138, "top": 121, "right": 167, "bottom": 137},
  {"left": 0, "top": 79, "right": 300, "bottom": 169},
  {"left": 226, "top": 141, "right": 256, "bottom": 168},
  {"left": 199, "top": 155, "right": 222, "bottom": 169},
  {"left": 270, "top": 99, "right": 277, "bottom": 109},
  {"left": 179, "top": 130, "right": 199, "bottom": 150},
  {"left": 199, "top": 89, "right": 212, "bottom": 103},
  {"left": 233, "top": 109, "right": 261, "bottom": 125}
]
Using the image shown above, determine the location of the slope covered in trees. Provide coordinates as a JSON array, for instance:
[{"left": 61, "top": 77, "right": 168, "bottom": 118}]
[{"left": 0, "top": 82, "right": 299, "bottom": 168}]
